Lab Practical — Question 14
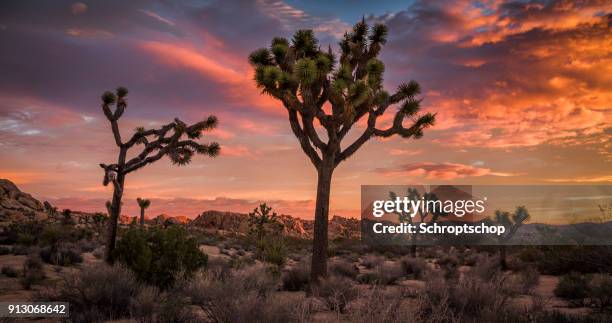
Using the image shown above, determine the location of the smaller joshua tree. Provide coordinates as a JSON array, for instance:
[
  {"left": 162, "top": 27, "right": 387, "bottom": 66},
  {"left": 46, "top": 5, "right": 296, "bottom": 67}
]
[
  {"left": 490, "top": 206, "right": 530, "bottom": 269},
  {"left": 390, "top": 189, "right": 445, "bottom": 257},
  {"left": 100, "top": 87, "right": 220, "bottom": 263},
  {"left": 248, "top": 203, "right": 283, "bottom": 242},
  {"left": 136, "top": 198, "right": 151, "bottom": 226}
]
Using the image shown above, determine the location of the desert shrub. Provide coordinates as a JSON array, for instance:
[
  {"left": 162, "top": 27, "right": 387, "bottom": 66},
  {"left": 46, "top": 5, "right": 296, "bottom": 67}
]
[
  {"left": 470, "top": 255, "right": 501, "bottom": 281},
  {"left": 39, "top": 243, "right": 83, "bottom": 266},
  {"left": 357, "top": 262, "right": 403, "bottom": 285},
  {"left": 0, "top": 221, "right": 45, "bottom": 245},
  {"left": 554, "top": 272, "right": 591, "bottom": 304},
  {"left": 417, "top": 273, "right": 513, "bottom": 321},
  {"left": 1, "top": 265, "right": 18, "bottom": 277},
  {"left": 348, "top": 286, "right": 410, "bottom": 323},
  {"left": 0, "top": 246, "right": 10, "bottom": 255},
  {"left": 342, "top": 252, "right": 360, "bottom": 263},
  {"left": 114, "top": 226, "right": 207, "bottom": 289},
  {"left": 589, "top": 274, "right": 612, "bottom": 310},
  {"left": 531, "top": 246, "right": 612, "bottom": 275},
  {"left": 361, "top": 254, "right": 384, "bottom": 269},
  {"left": 39, "top": 264, "right": 140, "bottom": 322},
  {"left": 314, "top": 275, "right": 358, "bottom": 313},
  {"left": 129, "top": 286, "right": 159, "bottom": 321},
  {"left": 39, "top": 224, "right": 92, "bottom": 246},
  {"left": 462, "top": 252, "right": 479, "bottom": 266},
  {"left": 20, "top": 255, "right": 45, "bottom": 290},
  {"left": 92, "top": 246, "right": 104, "bottom": 259},
  {"left": 400, "top": 256, "right": 428, "bottom": 279},
  {"left": 510, "top": 266, "right": 540, "bottom": 294},
  {"left": 329, "top": 258, "right": 359, "bottom": 279},
  {"left": 282, "top": 261, "right": 310, "bottom": 291},
  {"left": 187, "top": 264, "right": 305, "bottom": 322},
  {"left": 437, "top": 254, "right": 460, "bottom": 280},
  {"left": 376, "top": 263, "right": 404, "bottom": 285}
]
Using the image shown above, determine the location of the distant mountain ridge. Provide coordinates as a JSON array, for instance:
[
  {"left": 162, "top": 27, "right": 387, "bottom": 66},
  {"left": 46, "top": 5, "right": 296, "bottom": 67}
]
[{"left": 0, "top": 179, "right": 360, "bottom": 239}]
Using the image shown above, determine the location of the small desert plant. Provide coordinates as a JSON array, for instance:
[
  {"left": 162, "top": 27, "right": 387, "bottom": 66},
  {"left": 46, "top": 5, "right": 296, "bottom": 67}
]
[
  {"left": 361, "top": 254, "right": 384, "bottom": 269},
  {"left": 589, "top": 274, "right": 612, "bottom": 310},
  {"left": 554, "top": 272, "right": 591, "bottom": 305},
  {"left": 20, "top": 255, "right": 45, "bottom": 290},
  {"left": 314, "top": 275, "right": 358, "bottom": 313},
  {"left": 400, "top": 256, "right": 428, "bottom": 279},
  {"left": 1, "top": 265, "right": 18, "bottom": 277},
  {"left": 262, "top": 237, "right": 287, "bottom": 268},
  {"left": 329, "top": 258, "right": 359, "bottom": 280}
]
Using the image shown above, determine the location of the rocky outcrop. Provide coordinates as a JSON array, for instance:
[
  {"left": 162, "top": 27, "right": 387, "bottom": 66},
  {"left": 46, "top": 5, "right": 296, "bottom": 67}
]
[
  {"left": 0, "top": 179, "right": 48, "bottom": 222},
  {"left": 190, "top": 210, "right": 360, "bottom": 239},
  {"left": 150, "top": 214, "right": 189, "bottom": 225}
]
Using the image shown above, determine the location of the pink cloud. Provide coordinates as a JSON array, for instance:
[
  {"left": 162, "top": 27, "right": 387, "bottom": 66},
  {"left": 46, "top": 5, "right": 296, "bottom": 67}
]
[{"left": 376, "top": 162, "right": 522, "bottom": 180}]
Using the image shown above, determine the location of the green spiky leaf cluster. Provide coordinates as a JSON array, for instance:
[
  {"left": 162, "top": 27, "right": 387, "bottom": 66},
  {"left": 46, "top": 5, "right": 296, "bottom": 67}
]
[{"left": 248, "top": 19, "right": 436, "bottom": 169}]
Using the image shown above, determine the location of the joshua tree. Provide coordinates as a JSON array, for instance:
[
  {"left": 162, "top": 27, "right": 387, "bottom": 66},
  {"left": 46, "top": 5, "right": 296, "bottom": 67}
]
[
  {"left": 248, "top": 203, "right": 281, "bottom": 242},
  {"left": 99, "top": 87, "right": 220, "bottom": 263},
  {"left": 249, "top": 20, "right": 436, "bottom": 282},
  {"left": 490, "top": 206, "right": 530, "bottom": 269},
  {"left": 390, "top": 189, "right": 445, "bottom": 257},
  {"left": 136, "top": 198, "right": 151, "bottom": 226}
]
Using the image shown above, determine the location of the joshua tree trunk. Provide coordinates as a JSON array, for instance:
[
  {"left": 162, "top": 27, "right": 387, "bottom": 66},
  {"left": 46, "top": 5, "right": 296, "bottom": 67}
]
[
  {"left": 139, "top": 207, "right": 145, "bottom": 226},
  {"left": 500, "top": 245, "right": 507, "bottom": 270},
  {"left": 105, "top": 171, "right": 124, "bottom": 263},
  {"left": 311, "top": 158, "right": 334, "bottom": 282}
]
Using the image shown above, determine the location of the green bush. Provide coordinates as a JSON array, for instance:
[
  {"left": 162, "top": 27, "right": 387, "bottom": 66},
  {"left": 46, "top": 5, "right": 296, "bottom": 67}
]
[
  {"left": 114, "top": 226, "right": 207, "bottom": 289},
  {"left": 554, "top": 272, "right": 591, "bottom": 303}
]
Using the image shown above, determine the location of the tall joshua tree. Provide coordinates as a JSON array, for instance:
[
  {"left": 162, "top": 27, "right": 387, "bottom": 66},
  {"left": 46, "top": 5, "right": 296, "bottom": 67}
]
[
  {"left": 100, "top": 87, "right": 220, "bottom": 263},
  {"left": 490, "top": 206, "right": 530, "bottom": 269},
  {"left": 136, "top": 197, "right": 151, "bottom": 226},
  {"left": 249, "top": 20, "right": 436, "bottom": 281}
]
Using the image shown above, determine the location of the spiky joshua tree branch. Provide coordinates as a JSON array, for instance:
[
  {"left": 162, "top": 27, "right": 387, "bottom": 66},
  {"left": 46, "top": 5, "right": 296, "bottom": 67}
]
[
  {"left": 249, "top": 20, "right": 436, "bottom": 283},
  {"left": 99, "top": 87, "right": 220, "bottom": 263}
]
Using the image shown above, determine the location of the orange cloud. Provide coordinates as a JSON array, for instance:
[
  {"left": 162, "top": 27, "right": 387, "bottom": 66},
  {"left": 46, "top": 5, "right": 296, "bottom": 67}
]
[{"left": 376, "top": 162, "right": 521, "bottom": 180}]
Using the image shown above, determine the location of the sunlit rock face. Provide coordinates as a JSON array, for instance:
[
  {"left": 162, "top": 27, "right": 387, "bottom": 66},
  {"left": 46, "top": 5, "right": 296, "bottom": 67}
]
[{"left": 0, "top": 179, "right": 47, "bottom": 222}]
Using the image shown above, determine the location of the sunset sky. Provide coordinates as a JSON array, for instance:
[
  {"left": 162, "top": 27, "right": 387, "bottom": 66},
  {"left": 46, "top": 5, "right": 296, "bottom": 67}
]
[{"left": 0, "top": 0, "right": 610, "bottom": 219}]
